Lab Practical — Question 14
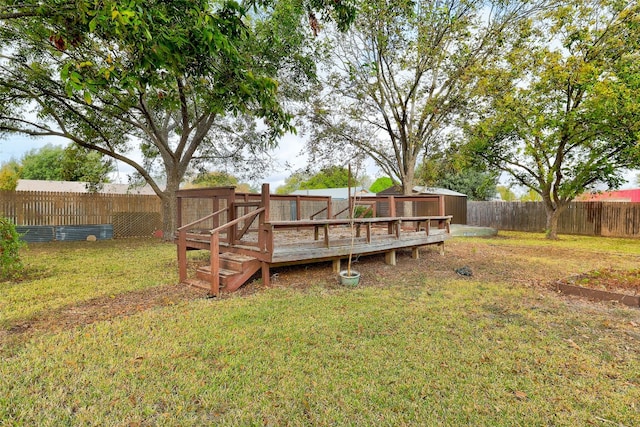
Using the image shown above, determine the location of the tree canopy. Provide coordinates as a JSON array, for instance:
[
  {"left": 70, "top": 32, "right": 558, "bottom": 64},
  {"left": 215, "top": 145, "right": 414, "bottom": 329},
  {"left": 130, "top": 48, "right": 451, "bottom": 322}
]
[
  {"left": 0, "top": 0, "right": 356, "bottom": 236},
  {"left": 466, "top": 0, "right": 640, "bottom": 238},
  {"left": 275, "top": 165, "right": 362, "bottom": 194},
  {"left": 21, "top": 144, "right": 113, "bottom": 186},
  {"left": 369, "top": 177, "right": 394, "bottom": 194},
  {"left": 0, "top": 144, "right": 113, "bottom": 191},
  {"left": 185, "top": 171, "right": 254, "bottom": 192},
  {"left": 0, "top": 160, "right": 20, "bottom": 191}
]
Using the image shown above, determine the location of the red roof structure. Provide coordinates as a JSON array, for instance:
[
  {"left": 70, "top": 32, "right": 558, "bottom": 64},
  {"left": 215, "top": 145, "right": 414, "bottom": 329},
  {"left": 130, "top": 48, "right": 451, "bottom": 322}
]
[{"left": 579, "top": 189, "right": 640, "bottom": 202}]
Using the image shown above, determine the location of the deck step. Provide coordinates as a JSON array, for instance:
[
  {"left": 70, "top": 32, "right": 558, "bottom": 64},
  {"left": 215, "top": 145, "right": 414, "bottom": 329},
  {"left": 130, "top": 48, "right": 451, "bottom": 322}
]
[
  {"left": 219, "top": 252, "right": 257, "bottom": 272},
  {"left": 196, "top": 266, "right": 238, "bottom": 283},
  {"left": 195, "top": 253, "right": 262, "bottom": 293}
]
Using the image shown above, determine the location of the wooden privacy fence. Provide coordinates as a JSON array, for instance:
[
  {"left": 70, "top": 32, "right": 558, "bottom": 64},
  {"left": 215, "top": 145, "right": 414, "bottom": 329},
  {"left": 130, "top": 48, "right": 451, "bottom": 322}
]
[
  {"left": 468, "top": 201, "right": 640, "bottom": 238},
  {"left": 0, "top": 190, "right": 162, "bottom": 238}
]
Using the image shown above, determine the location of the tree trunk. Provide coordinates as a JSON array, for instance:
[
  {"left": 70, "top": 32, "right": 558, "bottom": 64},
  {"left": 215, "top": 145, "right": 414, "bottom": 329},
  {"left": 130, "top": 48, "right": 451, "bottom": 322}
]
[
  {"left": 545, "top": 208, "right": 560, "bottom": 239},
  {"left": 401, "top": 172, "right": 415, "bottom": 217},
  {"left": 159, "top": 178, "right": 180, "bottom": 242},
  {"left": 544, "top": 203, "right": 568, "bottom": 240}
]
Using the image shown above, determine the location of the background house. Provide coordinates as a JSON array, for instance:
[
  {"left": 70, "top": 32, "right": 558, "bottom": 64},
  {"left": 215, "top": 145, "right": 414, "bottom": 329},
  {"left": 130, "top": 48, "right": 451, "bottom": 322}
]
[
  {"left": 290, "top": 187, "right": 369, "bottom": 199},
  {"left": 577, "top": 189, "right": 640, "bottom": 203},
  {"left": 16, "top": 179, "right": 156, "bottom": 195}
]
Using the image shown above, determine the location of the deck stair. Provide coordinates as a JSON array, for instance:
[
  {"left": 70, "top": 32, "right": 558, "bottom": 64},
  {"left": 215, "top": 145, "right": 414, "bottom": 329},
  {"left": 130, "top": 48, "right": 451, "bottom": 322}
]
[{"left": 196, "top": 252, "right": 261, "bottom": 293}]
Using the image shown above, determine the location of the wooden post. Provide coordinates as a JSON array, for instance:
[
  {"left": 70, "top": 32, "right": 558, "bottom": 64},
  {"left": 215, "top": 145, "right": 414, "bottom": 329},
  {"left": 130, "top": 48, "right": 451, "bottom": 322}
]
[
  {"left": 388, "top": 196, "right": 396, "bottom": 234},
  {"left": 210, "top": 232, "right": 220, "bottom": 296},
  {"left": 259, "top": 184, "right": 270, "bottom": 253},
  {"left": 323, "top": 224, "right": 330, "bottom": 247},
  {"left": 176, "top": 195, "right": 183, "bottom": 231},
  {"left": 262, "top": 183, "right": 270, "bottom": 218},
  {"left": 412, "top": 247, "right": 420, "bottom": 259},
  {"left": 212, "top": 196, "right": 220, "bottom": 230},
  {"left": 178, "top": 229, "right": 187, "bottom": 282},
  {"left": 438, "top": 195, "right": 445, "bottom": 229},
  {"left": 261, "top": 261, "right": 270, "bottom": 287},
  {"left": 265, "top": 223, "right": 274, "bottom": 255},
  {"left": 332, "top": 258, "right": 341, "bottom": 272},
  {"left": 385, "top": 250, "right": 396, "bottom": 266},
  {"left": 228, "top": 188, "right": 236, "bottom": 245}
]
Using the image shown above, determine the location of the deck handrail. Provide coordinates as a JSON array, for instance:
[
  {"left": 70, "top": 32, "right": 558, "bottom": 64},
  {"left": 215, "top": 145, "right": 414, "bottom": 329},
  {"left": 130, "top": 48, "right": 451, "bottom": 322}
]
[
  {"left": 205, "top": 207, "right": 266, "bottom": 296},
  {"left": 210, "top": 207, "right": 265, "bottom": 235},
  {"left": 333, "top": 199, "right": 377, "bottom": 218},
  {"left": 178, "top": 206, "right": 229, "bottom": 284},
  {"left": 177, "top": 207, "right": 228, "bottom": 233},
  {"left": 268, "top": 215, "right": 452, "bottom": 227},
  {"left": 310, "top": 206, "right": 328, "bottom": 220}
]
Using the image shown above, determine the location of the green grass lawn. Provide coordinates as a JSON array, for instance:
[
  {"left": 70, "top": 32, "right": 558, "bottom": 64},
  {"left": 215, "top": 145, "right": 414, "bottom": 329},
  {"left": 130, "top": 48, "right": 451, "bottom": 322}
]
[
  {"left": 0, "top": 239, "right": 178, "bottom": 329},
  {"left": 1, "top": 233, "right": 639, "bottom": 425}
]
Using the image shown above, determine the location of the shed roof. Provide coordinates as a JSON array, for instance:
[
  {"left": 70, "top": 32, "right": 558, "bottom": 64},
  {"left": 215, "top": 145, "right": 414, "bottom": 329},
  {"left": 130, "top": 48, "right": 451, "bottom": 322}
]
[
  {"left": 290, "top": 187, "right": 369, "bottom": 199},
  {"left": 412, "top": 186, "right": 467, "bottom": 197},
  {"left": 378, "top": 185, "right": 467, "bottom": 197}
]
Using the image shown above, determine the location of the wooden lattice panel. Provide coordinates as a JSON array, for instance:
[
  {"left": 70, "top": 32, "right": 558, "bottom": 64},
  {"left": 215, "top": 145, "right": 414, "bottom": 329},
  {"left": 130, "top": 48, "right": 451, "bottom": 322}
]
[{"left": 112, "top": 212, "right": 162, "bottom": 238}]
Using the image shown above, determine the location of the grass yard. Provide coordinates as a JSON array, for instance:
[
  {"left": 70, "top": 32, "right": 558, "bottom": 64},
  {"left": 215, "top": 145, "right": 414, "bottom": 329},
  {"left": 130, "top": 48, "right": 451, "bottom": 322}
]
[{"left": 1, "top": 232, "right": 639, "bottom": 425}]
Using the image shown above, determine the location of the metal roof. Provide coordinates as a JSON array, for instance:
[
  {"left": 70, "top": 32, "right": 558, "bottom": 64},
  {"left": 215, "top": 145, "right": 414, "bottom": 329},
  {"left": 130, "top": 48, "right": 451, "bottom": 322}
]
[
  {"left": 290, "top": 187, "right": 369, "bottom": 199},
  {"left": 378, "top": 185, "right": 467, "bottom": 197},
  {"left": 412, "top": 186, "right": 467, "bottom": 197}
]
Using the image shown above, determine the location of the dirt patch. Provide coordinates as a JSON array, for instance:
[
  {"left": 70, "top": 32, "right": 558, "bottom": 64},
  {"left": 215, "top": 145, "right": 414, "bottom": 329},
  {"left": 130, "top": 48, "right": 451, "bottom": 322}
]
[{"left": 556, "top": 268, "right": 640, "bottom": 297}]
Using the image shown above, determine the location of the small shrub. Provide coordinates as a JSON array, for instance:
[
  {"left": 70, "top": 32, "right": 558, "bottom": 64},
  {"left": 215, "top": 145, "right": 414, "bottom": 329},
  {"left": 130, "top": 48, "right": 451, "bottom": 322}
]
[
  {"left": 354, "top": 205, "right": 373, "bottom": 218},
  {"left": 0, "top": 216, "right": 25, "bottom": 280}
]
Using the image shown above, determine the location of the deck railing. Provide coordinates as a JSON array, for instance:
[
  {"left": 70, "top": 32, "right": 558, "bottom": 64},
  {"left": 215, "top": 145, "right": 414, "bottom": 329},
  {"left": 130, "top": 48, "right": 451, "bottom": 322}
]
[{"left": 176, "top": 206, "right": 229, "bottom": 283}]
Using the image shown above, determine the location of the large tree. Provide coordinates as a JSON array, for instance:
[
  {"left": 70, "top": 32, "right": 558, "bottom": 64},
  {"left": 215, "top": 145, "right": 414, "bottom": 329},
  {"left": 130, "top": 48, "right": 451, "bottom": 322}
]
[
  {"left": 466, "top": 0, "right": 640, "bottom": 239},
  {"left": 0, "top": 0, "right": 355, "bottom": 237},
  {"left": 304, "top": 0, "right": 538, "bottom": 195},
  {"left": 275, "top": 165, "right": 362, "bottom": 193}
]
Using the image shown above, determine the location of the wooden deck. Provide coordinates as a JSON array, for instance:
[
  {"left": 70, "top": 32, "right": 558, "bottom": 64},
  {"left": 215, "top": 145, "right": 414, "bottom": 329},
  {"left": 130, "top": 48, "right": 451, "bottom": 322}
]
[{"left": 176, "top": 184, "right": 452, "bottom": 296}]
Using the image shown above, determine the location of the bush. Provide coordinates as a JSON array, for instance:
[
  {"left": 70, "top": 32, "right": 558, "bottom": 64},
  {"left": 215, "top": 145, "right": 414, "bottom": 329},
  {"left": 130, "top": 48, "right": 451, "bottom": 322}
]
[
  {"left": 354, "top": 205, "right": 373, "bottom": 218},
  {"left": 0, "top": 216, "right": 25, "bottom": 280}
]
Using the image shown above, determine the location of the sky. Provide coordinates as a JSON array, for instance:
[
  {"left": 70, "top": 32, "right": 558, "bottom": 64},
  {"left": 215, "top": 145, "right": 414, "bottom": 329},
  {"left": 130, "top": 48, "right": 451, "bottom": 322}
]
[{"left": 0, "top": 132, "right": 381, "bottom": 191}]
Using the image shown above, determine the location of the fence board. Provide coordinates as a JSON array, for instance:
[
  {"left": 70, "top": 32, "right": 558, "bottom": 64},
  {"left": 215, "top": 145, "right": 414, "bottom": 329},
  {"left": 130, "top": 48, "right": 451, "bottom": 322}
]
[
  {"left": 0, "top": 190, "right": 162, "bottom": 237},
  {"left": 468, "top": 201, "right": 639, "bottom": 238}
]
